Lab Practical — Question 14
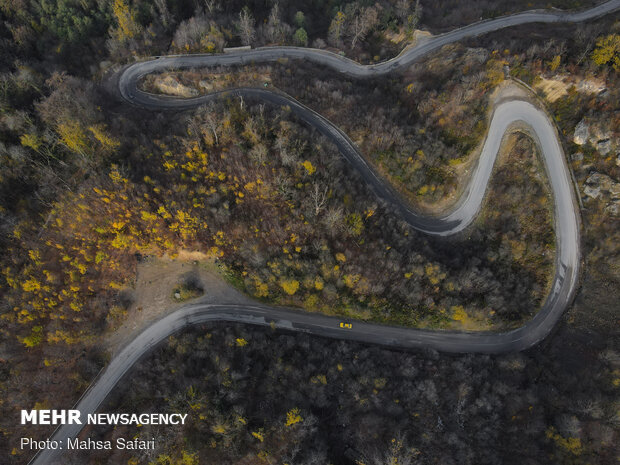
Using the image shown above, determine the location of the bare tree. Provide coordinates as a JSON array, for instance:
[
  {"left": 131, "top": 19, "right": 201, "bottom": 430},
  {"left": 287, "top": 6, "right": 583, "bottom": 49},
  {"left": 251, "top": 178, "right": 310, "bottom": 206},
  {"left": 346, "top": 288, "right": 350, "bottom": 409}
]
[
  {"left": 322, "top": 206, "right": 343, "bottom": 236},
  {"left": 310, "top": 182, "right": 328, "bottom": 216},
  {"left": 154, "top": 0, "right": 174, "bottom": 29},
  {"left": 397, "top": 0, "right": 423, "bottom": 31},
  {"left": 265, "top": 3, "right": 290, "bottom": 43},
  {"left": 274, "top": 130, "right": 290, "bottom": 164},
  {"left": 193, "top": 103, "right": 221, "bottom": 146},
  {"left": 412, "top": 0, "right": 422, "bottom": 29},
  {"left": 575, "top": 24, "right": 602, "bottom": 64},
  {"left": 242, "top": 116, "right": 260, "bottom": 144},
  {"left": 360, "top": 433, "right": 420, "bottom": 465},
  {"left": 204, "top": 0, "right": 220, "bottom": 14},
  {"left": 266, "top": 3, "right": 281, "bottom": 42},
  {"left": 172, "top": 15, "right": 209, "bottom": 50},
  {"left": 349, "top": 6, "right": 378, "bottom": 48},
  {"left": 395, "top": 0, "right": 411, "bottom": 22},
  {"left": 250, "top": 143, "right": 267, "bottom": 165},
  {"left": 236, "top": 7, "right": 256, "bottom": 46}
]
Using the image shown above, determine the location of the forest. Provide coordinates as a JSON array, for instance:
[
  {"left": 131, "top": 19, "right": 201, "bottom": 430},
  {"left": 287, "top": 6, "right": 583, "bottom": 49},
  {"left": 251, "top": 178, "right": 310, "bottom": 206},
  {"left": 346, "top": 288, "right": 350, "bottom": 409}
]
[
  {"left": 78, "top": 317, "right": 619, "bottom": 465},
  {"left": 0, "top": 0, "right": 618, "bottom": 463}
]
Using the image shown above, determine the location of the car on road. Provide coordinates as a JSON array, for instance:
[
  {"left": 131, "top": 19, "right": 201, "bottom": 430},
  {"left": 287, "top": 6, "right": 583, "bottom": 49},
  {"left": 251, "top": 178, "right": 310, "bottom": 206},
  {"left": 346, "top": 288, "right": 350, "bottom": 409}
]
[{"left": 339, "top": 322, "right": 353, "bottom": 329}]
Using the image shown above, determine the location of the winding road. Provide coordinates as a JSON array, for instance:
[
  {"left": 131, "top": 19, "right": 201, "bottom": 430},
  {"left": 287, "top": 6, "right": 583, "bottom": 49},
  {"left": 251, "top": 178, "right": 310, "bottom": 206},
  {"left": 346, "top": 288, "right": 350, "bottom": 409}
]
[{"left": 29, "top": 2, "right": 620, "bottom": 463}]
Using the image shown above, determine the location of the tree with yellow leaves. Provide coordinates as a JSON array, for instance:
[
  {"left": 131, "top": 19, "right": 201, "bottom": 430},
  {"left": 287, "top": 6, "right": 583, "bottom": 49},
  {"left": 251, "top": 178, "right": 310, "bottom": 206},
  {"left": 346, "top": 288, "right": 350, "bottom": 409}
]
[
  {"left": 328, "top": 10, "right": 346, "bottom": 46},
  {"left": 280, "top": 278, "right": 300, "bottom": 295},
  {"left": 111, "top": 0, "right": 141, "bottom": 42},
  {"left": 89, "top": 124, "right": 120, "bottom": 152},
  {"left": 57, "top": 120, "right": 90, "bottom": 157},
  {"left": 285, "top": 408, "right": 303, "bottom": 427},
  {"left": 591, "top": 34, "right": 620, "bottom": 70},
  {"left": 149, "top": 450, "right": 199, "bottom": 465}
]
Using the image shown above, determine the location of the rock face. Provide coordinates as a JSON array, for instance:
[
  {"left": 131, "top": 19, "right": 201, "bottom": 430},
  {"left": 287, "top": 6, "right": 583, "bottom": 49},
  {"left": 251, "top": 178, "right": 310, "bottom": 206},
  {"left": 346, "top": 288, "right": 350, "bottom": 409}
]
[
  {"left": 596, "top": 139, "right": 612, "bottom": 156},
  {"left": 589, "top": 123, "right": 611, "bottom": 146},
  {"left": 576, "top": 79, "right": 607, "bottom": 95},
  {"left": 199, "top": 80, "right": 214, "bottom": 91},
  {"left": 573, "top": 119, "right": 589, "bottom": 145},
  {"left": 573, "top": 117, "right": 617, "bottom": 158},
  {"left": 583, "top": 172, "right": 620, "bottom": 217}
]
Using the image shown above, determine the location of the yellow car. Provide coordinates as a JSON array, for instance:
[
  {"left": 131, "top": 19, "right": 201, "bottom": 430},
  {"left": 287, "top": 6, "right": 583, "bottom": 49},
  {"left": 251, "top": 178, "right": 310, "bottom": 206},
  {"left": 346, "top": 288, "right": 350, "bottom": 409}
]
[{"left": 339, "top": 322, "right": 353, "bottom": 329}]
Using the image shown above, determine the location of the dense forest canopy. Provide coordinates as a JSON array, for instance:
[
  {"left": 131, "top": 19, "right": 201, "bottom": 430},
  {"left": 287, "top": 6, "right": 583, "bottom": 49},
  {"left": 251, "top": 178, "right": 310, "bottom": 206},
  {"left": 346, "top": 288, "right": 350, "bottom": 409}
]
[{"left": 0, "top": 0, "right": 618, "bottom": 463}]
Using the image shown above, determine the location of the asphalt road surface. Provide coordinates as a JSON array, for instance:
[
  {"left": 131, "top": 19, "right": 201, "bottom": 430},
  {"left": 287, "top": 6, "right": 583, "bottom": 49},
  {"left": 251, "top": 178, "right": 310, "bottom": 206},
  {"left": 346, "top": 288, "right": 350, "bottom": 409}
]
[{"left": 28, "top": 1, "right": 620, "bottom": 463}]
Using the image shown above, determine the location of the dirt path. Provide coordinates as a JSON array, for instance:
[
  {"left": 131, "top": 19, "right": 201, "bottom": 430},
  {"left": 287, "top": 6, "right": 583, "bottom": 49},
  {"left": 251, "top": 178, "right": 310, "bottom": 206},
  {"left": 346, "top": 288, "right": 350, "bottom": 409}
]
[{"left": 103, "top": 253, "right": 252, "bottom": 358}]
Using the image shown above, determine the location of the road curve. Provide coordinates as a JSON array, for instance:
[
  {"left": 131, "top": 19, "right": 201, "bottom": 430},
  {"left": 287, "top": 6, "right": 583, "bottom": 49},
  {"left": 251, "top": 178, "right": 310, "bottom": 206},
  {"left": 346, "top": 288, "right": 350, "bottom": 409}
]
[
  {"left": 117, "top": 0, "right": 619, "bottom": 234},
  {"left": 30, "top": 101, "right": 581, "bottom": 465},
  {"left": 28, "top": 2, "right": 615, "bottom": 463},
  {"left": 119, "top": 0, "right": 620, "bottom": 85}
]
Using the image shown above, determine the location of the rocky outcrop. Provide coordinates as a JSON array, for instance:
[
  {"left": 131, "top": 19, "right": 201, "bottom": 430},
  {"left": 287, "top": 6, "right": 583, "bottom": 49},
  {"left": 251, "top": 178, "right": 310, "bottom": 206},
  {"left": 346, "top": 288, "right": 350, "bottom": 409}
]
[
  {"left": 573, "top": 117, "right": 617, "bottom": 157},
  {"left": 596, "top": 139, "right": 612, "bottom": 156},
  {"left": 589, "top": 123, "right": 612, "bottom": 146},
  {"left": 573, "top": 119, "right": 589, "bottom": 145},
  {"left": 536, "top": 75, "right": 606, "bottom": 103},
  {"left": 583, "top": 172, "right": 620, "bottom": 217},
  {"left": 576, "top": 78, "right": 607, "bottom": 95}
]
